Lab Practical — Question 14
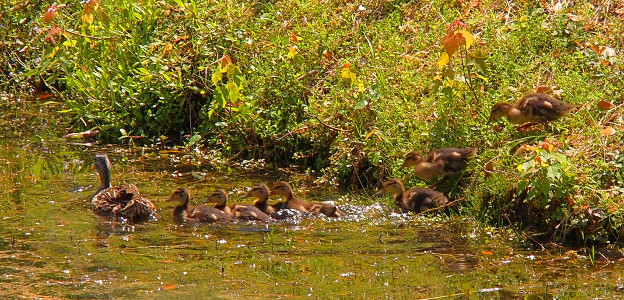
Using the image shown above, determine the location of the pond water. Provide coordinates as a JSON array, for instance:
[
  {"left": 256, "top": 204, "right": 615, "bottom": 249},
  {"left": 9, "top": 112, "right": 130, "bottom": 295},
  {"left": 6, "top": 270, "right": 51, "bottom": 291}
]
[{"left": 2, "top": 100, "right": 624, "bottom": 298}]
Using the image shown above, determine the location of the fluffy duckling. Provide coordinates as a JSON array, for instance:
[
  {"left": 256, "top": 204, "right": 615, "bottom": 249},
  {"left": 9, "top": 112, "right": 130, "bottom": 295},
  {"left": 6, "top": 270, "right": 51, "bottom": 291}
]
[
  {"left": 169, "top": 187, "right": 233, "bottom": 224},
  {"left": 206, "top": 188, "right": 270, "bottom": 221},
  {"left": 400, "top": 147, "right": 477, "bottom": 180},
  {"left": 91, "top": 153, "right": 157, "bottom": 222},
  {"left": 242, "top": 183, "right": 278, "bottom": 216},
  {"left": 489, "top": 93, "right": 575, "bottom": 126},
  {"left": 376, "top": 178, "right": 448, "bottom": 213},
  {"left": 270, "top": 181, "right": 344, "bottom": 217}
]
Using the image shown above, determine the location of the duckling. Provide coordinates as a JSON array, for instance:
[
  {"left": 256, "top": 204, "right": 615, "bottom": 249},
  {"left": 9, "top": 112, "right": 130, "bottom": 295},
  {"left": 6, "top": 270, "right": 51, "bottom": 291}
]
[
  {"left": 376, "top": 178, "right": 448, "bottom": 213},
  {"left": 91, "top": 153, "right": 157, "bottom": 222},
  {"left": 270, "top": 181, "right": 344, "bottom": 217},
  {"left": 169, "top": 187, "right": 233, "bottom": 224},
  {"left": 489, "top": 93, "right": 575, "bottom": 128},
  {"left": 400, "top": 147, "right": 477, "bottom": 180},
  {"left": 206, "top": 188, "right": 270, "bottom": 221},
  {"left": 242, "top": 183, "right": 278, "bottom": 216}
]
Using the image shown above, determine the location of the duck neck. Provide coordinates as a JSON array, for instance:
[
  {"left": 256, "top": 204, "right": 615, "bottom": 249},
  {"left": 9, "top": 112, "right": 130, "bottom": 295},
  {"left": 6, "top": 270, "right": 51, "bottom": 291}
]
[
  {"left": 173, "top": 198, "right": 189, "bottom": 222},
  {"left": 394, "top": 187, "right": 406, "bottom": 208},
  {"left": 96, "top": 165, "right": 112, "bottom": 193}
]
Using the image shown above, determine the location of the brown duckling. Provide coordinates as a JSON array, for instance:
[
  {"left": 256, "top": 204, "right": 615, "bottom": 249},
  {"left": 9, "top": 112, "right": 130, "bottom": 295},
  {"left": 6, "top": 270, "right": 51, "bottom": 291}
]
[
  {"left": 376, "top": 178, "right": 448, "bottom": 213},
  {"left": 488, "top": 93, "right": 575, "bottom": 127},
  {"left": 169, "top": 187, "right": 233, "bottom": 224},
  {"left": 91, "top": 153, "right": 157, "bottom": 222},
  {"left": 206, "top": 188, "right": 270, "bottom": 221},
  {"left": 270, "top": 181, "right": 344, "bottom": 217},
  {"left": 242, "top": 183, "right": 278, "bottom": 216},
  {"left": 400, "top": 147, "right": 477, "bottom": 180}
]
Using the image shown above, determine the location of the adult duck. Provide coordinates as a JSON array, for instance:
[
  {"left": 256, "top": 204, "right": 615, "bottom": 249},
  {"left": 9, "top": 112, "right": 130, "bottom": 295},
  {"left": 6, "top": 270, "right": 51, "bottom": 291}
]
[{"left": 91, "top": 153, "right": 157, "bottom": 222}]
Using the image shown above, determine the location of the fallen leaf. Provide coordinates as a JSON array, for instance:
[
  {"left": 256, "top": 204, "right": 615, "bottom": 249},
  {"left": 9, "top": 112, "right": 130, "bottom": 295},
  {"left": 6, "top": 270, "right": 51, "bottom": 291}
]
[
  {"left": 484, "top": 162, "right": 495, "bottom": 178},
  {"left": 220, "top": 55, "right": 233, "bottom": 69},
  {"left": 566, "top": 13, "right": 580, "bottom": 21},
  {"left": 597, "top": 101, "right": 614, "bottom": 110},
  {"left": 287, "top": 45, "right": 298, "bottom": 59},
  {"left": 481, "top": 250, "right": 493, "bottom": 255},
  {"left": 162, "top": 284, "right": 176, "bottom": 290},
  {"left": 44, "top": 6, "right": 57, "bottom": 23},
  {"left": 534, "top": 85, "right": 552, "bottom": 94},
  {"left": 365, "top": 129, "right": 377, "bottom": 139},
  {"left": 600, "top": 126, "right": 616, "bottom": 136},
  {"left": 290, "top": 33, "right": 300, "bottom": 43}
]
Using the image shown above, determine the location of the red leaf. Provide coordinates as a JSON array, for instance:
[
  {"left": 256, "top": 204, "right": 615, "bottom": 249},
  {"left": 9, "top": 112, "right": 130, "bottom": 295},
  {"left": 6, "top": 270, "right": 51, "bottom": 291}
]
[
  {"left": 447, "top": 20, "right": 468, "bottom": 32},
  {"left": 443, "top": 32, "right": 465, "bottom": 56},
  {"left": 597, "top": 101, "right": 614, "bottom": 110}
]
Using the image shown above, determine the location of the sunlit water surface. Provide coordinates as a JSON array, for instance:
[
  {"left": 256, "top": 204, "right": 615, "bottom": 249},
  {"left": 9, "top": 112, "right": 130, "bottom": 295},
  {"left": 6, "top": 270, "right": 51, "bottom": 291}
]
[{"left": 2, "top": 135, "right": 624, "bottom": 299}]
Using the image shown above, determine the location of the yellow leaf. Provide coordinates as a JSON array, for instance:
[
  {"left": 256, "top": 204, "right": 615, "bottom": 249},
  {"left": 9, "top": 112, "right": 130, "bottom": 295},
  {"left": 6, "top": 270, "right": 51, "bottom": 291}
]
[
  {"left": 438, "top": 52, "right": 449, "bottom": 69},
  {"left": 341, "top": 62, "right": 357, "bottom": 84},
  {"left": 365, "top": 129, "right": 377, "bottom": 139},
  {"left": 81, "top": 13, "right": 94, "bottom": 24},
  {"left": 517, "top": 164, "right": 524, "bottom": 172},
  {"left": 287, "top": 45, "right": 298, "bottom": 59},
  {"left": 458, "top": 30, "right": 475, "bottom": 49}
]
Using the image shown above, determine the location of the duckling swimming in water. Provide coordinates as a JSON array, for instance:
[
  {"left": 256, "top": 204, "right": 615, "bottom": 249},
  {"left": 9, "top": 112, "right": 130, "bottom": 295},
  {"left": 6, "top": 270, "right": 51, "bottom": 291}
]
[
  {"left": 270, "top": 181, "right": 344, "bottom": 217},
  {"left": 169, "top": 187, "right": 232, "bottom": 224},
  {"left": 376, "top": 178, "right": 448, "bottom": 213},
  {"left": 206, "top": 188, "right": 270, "bottom": 221}
]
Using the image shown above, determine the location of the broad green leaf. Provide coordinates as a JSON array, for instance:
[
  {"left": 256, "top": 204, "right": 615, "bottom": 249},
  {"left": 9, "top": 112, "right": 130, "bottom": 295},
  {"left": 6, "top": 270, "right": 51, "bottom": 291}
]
[{"left": 354, "top": 99, "right": 368, "bottom": 109}]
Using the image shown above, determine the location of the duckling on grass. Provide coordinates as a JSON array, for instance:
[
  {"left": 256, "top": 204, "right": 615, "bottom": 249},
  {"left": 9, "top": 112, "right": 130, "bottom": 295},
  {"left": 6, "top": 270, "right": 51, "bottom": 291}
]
[
  {"left": 400, "top": 147, "right": 477, "bottom": 181},
  {"left": 489, "top": 93, "right": 575, "bottom": 130}
]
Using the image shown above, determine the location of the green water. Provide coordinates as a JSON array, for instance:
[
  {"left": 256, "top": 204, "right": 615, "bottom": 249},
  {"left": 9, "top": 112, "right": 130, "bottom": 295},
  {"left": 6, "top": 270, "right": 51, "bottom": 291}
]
[{"left": 1, "top": 99, "right": 624, "bottom": 299}]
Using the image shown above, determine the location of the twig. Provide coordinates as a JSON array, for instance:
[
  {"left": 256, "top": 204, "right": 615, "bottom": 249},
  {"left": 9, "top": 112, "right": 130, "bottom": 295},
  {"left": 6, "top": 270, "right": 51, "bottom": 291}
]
[
  {"left": 305, "top": 111, "right": 352, "bottom": 133},
  {"left": 63, "top": 29, "right": 116, "bottom": 40}
]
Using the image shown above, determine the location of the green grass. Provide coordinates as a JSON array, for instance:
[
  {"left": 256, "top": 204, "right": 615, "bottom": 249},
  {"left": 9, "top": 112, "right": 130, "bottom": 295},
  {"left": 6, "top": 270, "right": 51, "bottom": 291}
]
[{"left": 2, "top": 0, "right": 624, "bottom": 243}]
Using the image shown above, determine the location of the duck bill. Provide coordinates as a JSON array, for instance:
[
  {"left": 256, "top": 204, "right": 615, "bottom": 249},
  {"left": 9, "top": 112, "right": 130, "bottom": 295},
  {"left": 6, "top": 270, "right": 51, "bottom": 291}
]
[
  {"left": 241, "top": 192, "right": 251, "bottom": 198},
  {"left": 399, "top": 161, "right": 409, "bottom": 170},
  {"left": 374, "top": 188, "right": 386, "bottom": 196}
]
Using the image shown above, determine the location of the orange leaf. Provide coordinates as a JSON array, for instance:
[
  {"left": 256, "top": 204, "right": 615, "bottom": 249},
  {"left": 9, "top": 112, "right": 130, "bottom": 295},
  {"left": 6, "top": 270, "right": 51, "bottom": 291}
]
[
  {"left": 534, "top": 86, "right": 552, "bottom": 94},
  {"left": 220, "top": 55, "right": 233, "bottom": 69},
  {"left": 590, "top": 45, "right": 606, "bottom": 55},
  {"left": 162, "top": 284, "right": 176, "bottom": 290},
  {"left": 600, "top": 127, "right": 616, "bottom": 136},
  {"left": 44, "top": 9, "right": 57, "bottom": 23},
  {"left": 481, "top": 250, "right": 493, "bottom": 255},
  {"left": 322, "top": 50, "right": 332, "bottom": 60},
  {"left": 597, "top": 101, "right": 614, "bottom": 110},
  {"left": 443, "top": 32, "right": 465, "bottom": 56},
  {"left": 447, "top": 20, "right": 468, "bottom": 32},
  {"left": 290, "top": 34, "right": 300, "bottom": 43},
  {"left": 83, "top": 0, "right": 99, "bottom": 14}
]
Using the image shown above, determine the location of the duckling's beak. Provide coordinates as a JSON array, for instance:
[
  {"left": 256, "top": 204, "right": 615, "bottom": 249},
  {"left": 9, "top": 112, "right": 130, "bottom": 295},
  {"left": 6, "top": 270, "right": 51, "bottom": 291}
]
[
  {"left": 399, "top": 160, "right": 409, "bottom": 170},
  {"left": 374, "top": 188, "right": 386, "bottom": 196},
  {"left": 241, "top": 191, "right": 251, "bottom": 198}
]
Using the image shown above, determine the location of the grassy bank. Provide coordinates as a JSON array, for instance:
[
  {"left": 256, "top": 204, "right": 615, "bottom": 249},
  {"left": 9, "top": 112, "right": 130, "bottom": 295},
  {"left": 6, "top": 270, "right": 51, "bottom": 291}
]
[{"left": 2, "top": 0, "right": 623, "bottom": 243}]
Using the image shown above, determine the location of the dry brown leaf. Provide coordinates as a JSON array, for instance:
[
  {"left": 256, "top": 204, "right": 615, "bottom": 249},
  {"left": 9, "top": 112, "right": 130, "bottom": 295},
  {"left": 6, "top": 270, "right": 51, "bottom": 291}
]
[
  {"left": 600, "top": 126, "right": 616, "bottom": 136},
  {"left": 597, "top": 101, "right": 615, "bottom": 110}
]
